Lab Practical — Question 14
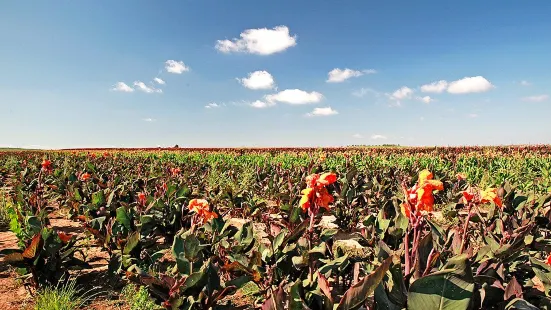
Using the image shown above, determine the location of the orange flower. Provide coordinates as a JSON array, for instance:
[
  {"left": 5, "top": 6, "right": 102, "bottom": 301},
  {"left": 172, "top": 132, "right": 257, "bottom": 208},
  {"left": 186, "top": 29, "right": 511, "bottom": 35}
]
[
  {"left": 300, "top": 172, "right": 337, "bottom": 213},
  {"left": 188, "top": 199, "right": 218, "bottom": 224},
  {"left": 80, "top": 172, "right": 91, "bottom": 181},
  {"left": 41, "top": 159, "right": 53, "bottom": 173},
  {"left": 403, "top": 169, "right": 443, "bottom": 217}
]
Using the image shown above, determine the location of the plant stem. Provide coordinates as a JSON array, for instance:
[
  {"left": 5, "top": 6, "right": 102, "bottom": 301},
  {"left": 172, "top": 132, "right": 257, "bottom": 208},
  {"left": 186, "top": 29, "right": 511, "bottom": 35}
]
[{"left": 460, "top": 203, "right": 473, "bottom": 254}]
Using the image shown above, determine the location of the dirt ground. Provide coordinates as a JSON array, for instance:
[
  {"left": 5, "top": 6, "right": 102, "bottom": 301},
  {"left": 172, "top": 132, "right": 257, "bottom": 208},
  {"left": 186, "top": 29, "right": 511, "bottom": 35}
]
[{"left": 0, "top": 214, "right": 129, "bottom": 310}]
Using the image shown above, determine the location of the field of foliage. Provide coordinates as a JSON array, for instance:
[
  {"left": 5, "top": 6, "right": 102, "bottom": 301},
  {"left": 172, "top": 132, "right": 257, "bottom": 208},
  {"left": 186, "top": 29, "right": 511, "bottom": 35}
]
[{"left": 1, "top": 145, "right": 551, "bottom": 309}]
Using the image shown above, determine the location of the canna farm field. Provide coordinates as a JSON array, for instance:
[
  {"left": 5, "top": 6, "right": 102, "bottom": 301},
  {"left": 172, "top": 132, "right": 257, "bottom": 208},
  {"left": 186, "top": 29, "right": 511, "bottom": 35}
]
[{"left": 1, "top": 146, "right": 551, "bottom": 310}]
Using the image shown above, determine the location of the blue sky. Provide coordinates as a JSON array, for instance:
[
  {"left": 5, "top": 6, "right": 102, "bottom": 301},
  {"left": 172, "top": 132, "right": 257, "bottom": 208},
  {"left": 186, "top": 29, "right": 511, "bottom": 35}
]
[{"left": 1, "top": 1, "right": 550, "bottom": 148}]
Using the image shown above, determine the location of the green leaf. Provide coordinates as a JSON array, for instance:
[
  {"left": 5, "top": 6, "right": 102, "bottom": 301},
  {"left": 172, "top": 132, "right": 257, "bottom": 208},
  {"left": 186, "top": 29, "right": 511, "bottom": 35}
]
[
  {"left": 116, "top": 207, "right": 131, "bottom": 230},
  {"left": 407, "top": 254, "right": 475, "bottom": 310},
  {"left": 505, "top": 298, "right": 539, "bottom": 310},
  {"left": 320, "top": 228, "right": 339, "bottom": 242},
  {"left": 289, "top": 280, "right": 310, "bottom": 310},
  {"left": 172, "top": 232, "right": 191, "bottom": 274},
  {"left": 92, "top": 191, "right": 105, "bottom": 207},
  {"left": 336, "top": 256, "right": 394, "bottom": 310},
  {"left": 123, "top": 231, "right": 140, "bottom": 255}
]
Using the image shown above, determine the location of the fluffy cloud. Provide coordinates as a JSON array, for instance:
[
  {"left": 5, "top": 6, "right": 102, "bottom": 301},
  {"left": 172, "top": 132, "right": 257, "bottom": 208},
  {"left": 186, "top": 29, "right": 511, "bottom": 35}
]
[
  {"left": 390, "top": 86, "right": 414, "bottom": 101},
  {"left": 523, "top": 94, "right": 548, "bottom": 102},
  {"left": 352, "top": 133, "right": 363, "bottom": 139},
  {"left": 370, "top": 134, "right": 387, "bottom": 140},
  {"left": 239, "top": 71, "right": 275, "bottom": 90},
  {"left": 326, "top": 68, "right": 375, "bottom": 83},
  {"left": 165, "top": 60, "right": 190, "bottom": 74},
  {"left": 305, "top": 107, "right": 338, "bottom": 117},
  {"left": 133, "top": 81, "right": 162, "bottom": 93},
  {"left": 154, "top": 78, "right": 166, "bottom": 85},
  {"left": 418, "top": 96, "right": 434, "bottom": 104},
  {"left": 112, "top": 82, "right": 134, "bottom": 92},
  {"left": 420, "top": 80, "right": 448, "bottom": 93},
  {"left": 250, "top": 100, "right": 276, "bottom": 109},
  {"left": 447, "top": 76, "right": 494, "bottom": 94},
  {"left": 265, "top": 89, "right": 323, "bottom": 105},
  {"left": 216, "top": 26, "right": 297, "bottom": 55}
]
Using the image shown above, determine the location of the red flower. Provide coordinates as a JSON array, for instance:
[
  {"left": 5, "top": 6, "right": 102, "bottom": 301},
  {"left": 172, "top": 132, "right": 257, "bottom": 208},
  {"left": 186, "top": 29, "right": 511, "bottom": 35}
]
[
  {"left": 57, "top": 231, "right": 73, "bottom": 243},
  {"left": 138, "top": 192, "right": 147, "bottom": 206},
  {"left": 80, "top": 172, "right": 91, "bottom": 181},
  {"left": 41, "top": 159, "right": 53, "bottom": 173},
  {"left": 547, "top": 253, "right": 551, "bottom": 266},
  {"left": 170, "top": 167, "right": 181, "bottom": 176}
]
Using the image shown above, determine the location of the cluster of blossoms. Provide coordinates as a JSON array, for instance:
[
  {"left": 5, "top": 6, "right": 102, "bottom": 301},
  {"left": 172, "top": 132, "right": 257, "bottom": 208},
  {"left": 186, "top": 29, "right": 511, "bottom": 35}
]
[
  {"left": 402, "top": 169, "right": 444, "bottom": 218},
  {"left": 461, "top": 187, "right": 503, "bottom": 208},
  {"left": 299, "top": 172, "right": 337, "bottom": 214},
  {"left": 188, "top": 199, "right": 218, "bottom": 225}
]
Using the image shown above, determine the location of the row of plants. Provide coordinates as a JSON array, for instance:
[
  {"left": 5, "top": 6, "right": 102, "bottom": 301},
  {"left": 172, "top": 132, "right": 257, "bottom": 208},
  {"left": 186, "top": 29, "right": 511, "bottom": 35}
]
[{"left": 0, "top": 149, "right": 551, "bottom": 309}]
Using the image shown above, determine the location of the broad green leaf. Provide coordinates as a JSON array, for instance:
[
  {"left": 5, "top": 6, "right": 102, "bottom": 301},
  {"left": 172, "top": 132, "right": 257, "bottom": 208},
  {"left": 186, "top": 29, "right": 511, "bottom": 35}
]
[
  {"left": 336, "top": 256, "right": 394, "bottom": 310},
  {"left": 116, "top": 207, "right": 131, "bottom": 230},
  {"left": 407, "top": 254, "right": 475, "bottom": 310}
]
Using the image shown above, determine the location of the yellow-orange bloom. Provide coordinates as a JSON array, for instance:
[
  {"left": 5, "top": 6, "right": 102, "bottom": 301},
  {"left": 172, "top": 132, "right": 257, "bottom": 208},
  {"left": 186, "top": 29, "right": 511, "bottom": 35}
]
[
  {"left": 403, "top": 169, "right": 443, "bottom": 217},
  {"left": 188, "top": 199, "right": 218, "bottom": 224},
  {"left": 480, "top": 188, "right": 503, "bottom": 208},
  {"left": 415, "top": 169, "right": 443, "bottom": 212},
  {"left": 461, "top": 187, "right": 503, "bottom": 208}
]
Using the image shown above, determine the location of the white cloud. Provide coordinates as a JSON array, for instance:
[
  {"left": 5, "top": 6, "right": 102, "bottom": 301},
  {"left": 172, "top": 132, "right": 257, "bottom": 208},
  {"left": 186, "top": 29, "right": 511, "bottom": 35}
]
[
  {"left": 265, "top": 89, "right": 323, "bottom": 105},
  {"left": 165, "top": 60, "right": 190, "bottom": 74},
  {"left": 352, "top": 88, "right": 380, "bottom": 98},
  {"left": 447, "top": 76, "right": 494, "bottom": 94},
  {"left": 143, "top": 118, "right": 156, "bottom": 122},
  {"left": 327, "top": 68, "right": 375, "bottom": 83},
  {"left": 520, "top": 80, "right": 531, "bottom": 86},
  {"left": 391, "top": 86, "right": 414, "bottom": 100},
  {"left": 417, "top": 96, "right": 434, "bottom": 104},
  {"left": 153, "top": 77, "right": 166, "bottom": 85},
  {"left": 523, "top": 94, "right": 548, "bottom": 102},
  {"left": 215, "top": 26, "right": 297, "bottom": 55},
  {"left": 250, "top": 100, "right": 275, "bottom": 109},
  {"left": 112, "top": 82, "right": 134, "bottom": 92},
  {"left": 205, "top": 102, "right": 224, "bottom": 109},
  {"left": 305, "top": 107, "right": 338, "bottom": 117},
  {"left": 352, "top": 133, "right": 363, "bottom": 139},
  {"left": 370, "top": 134, "right": 387, "bottom": 140},
  {"left": 420, "top": 80, "right": 448, "bottom": 93},
  {"left": 468, "top": 113, "right": 479, "bottom": 118},
  {"left": 133, "top": 81, "right": 162, "bottom": 93},
  {"left": 239, "top": 71, "right": 275, "bottom": 90}
]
